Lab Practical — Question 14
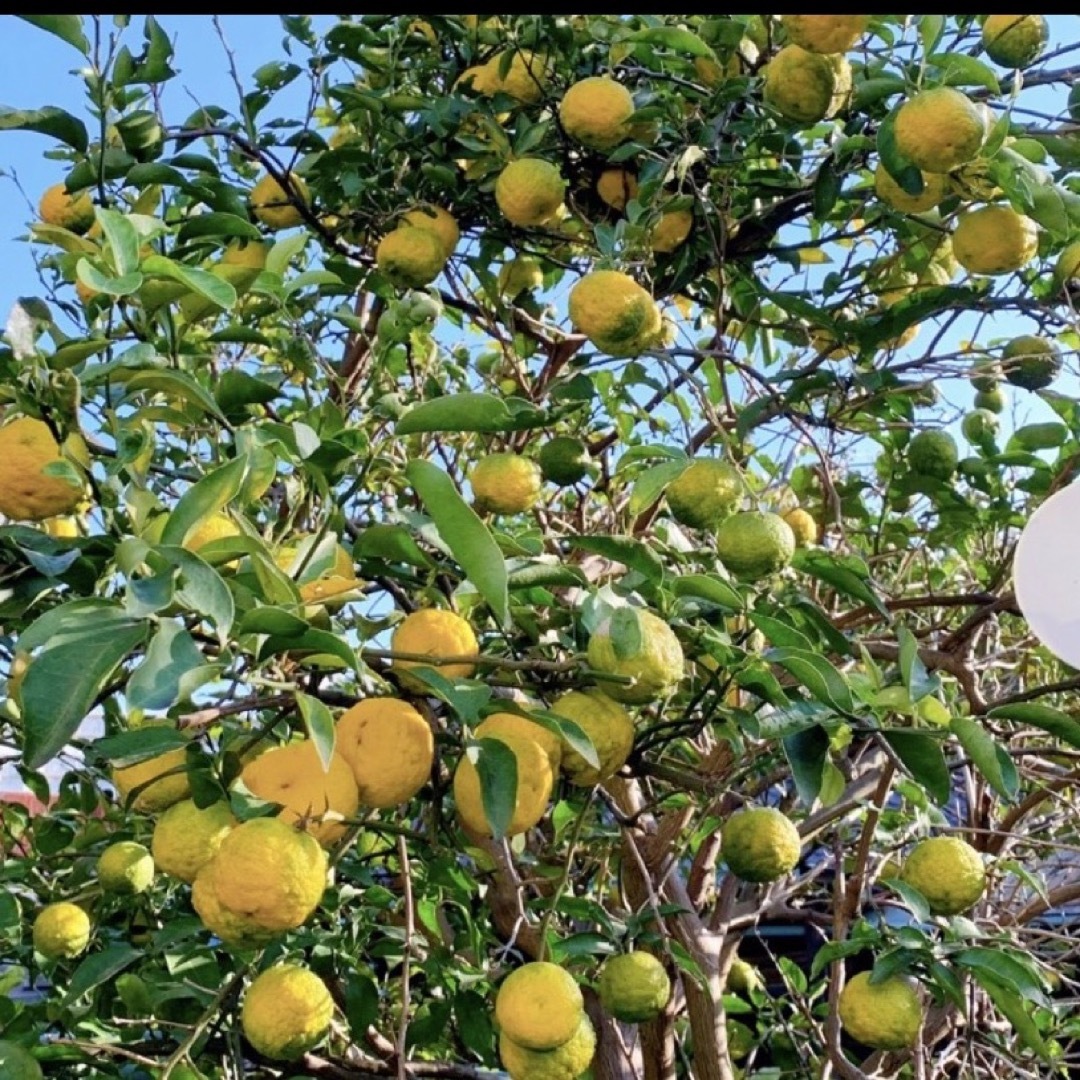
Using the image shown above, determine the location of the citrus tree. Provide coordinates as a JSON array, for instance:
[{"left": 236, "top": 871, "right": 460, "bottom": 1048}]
[{"left": 4, "top": 13, "right": 1080, "bottom": 1080}]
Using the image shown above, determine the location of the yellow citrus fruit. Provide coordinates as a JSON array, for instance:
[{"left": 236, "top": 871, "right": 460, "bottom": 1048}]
[
  {"left": 666, "top": 458, "right": 743, "bottom": 530},
  {"left": 274, "top": 539, "right": 360, "bottom": 606},
  {"left": 907, "top": 430, "right": 958, "bottom": 480},
  {"left": 894, "top": 87, "right": 985, "bottom": 174},
  {"left": 97, "top": 841, "right": 154, "bottom": 895},
  {"left": 390, "top": 608, "right": 479, "bottom": 689},
  {"left": 32, "top": 901, "right": 91, "bottom": 959},
  {"left": 191, "top": 865, "right": 279, "bottom": 949},
  {"left": 597, "top": 952, "right": 671, "bottom": 1023},
  {"left": 399, "top": 206, "right": 460, "bottom": 259},
  {"left": 952, "top": 204, "right": 1038, "bottom": 276},
  {"left": 498, "top": 256, "right": 544, "bottom": 298},
  {"left": 239, "top": 741, "right": 359, "bottom": 847},
  {"left": 873, "top": 164, "right": 950, "bottom": 214},
  {"left": 499, "top": 1014, "right": 596, "bottom": 1080},
  {"left": 762, "top": 46, "right": 851, "bottom": 125},
  {"left": 725, "top": 957, "right": 764, "bottom": 996},
  {"left": 559, "top": 77, "right": 635, "bottom": 151},
  {"left": 586, "top": 609, "right": 685, "bottom": 704},
  {"left": 182, "top": 512, "right": 242, "bottom": 554},
  {"left": 716, "top": 510, "right": 797, "bottom": 582},
  {"left": 782, "top": 15, "right": 869, "bottom": 53},
  {"left": 721, "top": 807, "right": 801, "bottom": 883},
  {"left": 569, "top": 270, "right": 661, "bottom": 358},
  {"left": 1002, "top": 334, "right": 1061, "bottom": 391},
  {"left": 152, "top": 799, "right": 237, "bottom": 883},
  {"left": 838, "top": 971, "right": 922, "bottom": 1050},
  {"left": 486, "top": 50, "right": 550, "bottom": 104},
  {"left": 376, "top": 226, "right": 447, "bottom": 288},
  {"left": 455, "top": 62, "right": 499, "bottom": 96},
  {"left": 43, "top": 515, "right": 79, "bottom": 539},
  {"left": 900, "top": 835, "right": 986, "bottom": 915},
  {"left": 495, "top": 961, "right": 584, "bottom": 1051},
  {"left": 113, "top": 739, "right": 192, "bottom": 814},
  {"left": 0, "top": 1042, "right": 42, "bottom": 1080},
  {"left": 250, "top": 172, "right": 309, "bottom": 230},
  {"left": 0, "top": 418, "right": 86, "bottom": 522},
  {"left": 549, "top": 690, "right": 634, "bottom": 786},
  {"left": 221, "top": 239, "right": 269, "bottom": 268},
  {"left": 651, "top": 209, "right": 694, "bottom": 253},
  {"left": 1054, "top": 238, "right": 1080, "bottom": 290},
  {"left": 782, "top": 508, "right": 818, "bottom": 547},
  {"left": 982, "top": 15, "right": 1048, "bottom": 69},
  {"left": 208, "top": 816, "right": 328, "bottom": 933},
  {"left": 496, "top": 159, "right": 566, "bottom": 228},
  {"left": 336, "top": 697, "right": 435, "bottom": 807},
  {"left": 596, "top": 168, "right": 638, "bottom": 212},
  {"left": 453, "top": 728, "right": 554, "bottom": 837},
  {"left": 477, "top": 711, "right": 563, "bottom": 770},
  {"left": 470, "top": 453, "right": 543, "bottom": 514},
  {"left": 242, "top": 964, "right": 334, "bottom": 1061},
  {"left": 38, "top": 182, "right": 95, "bottom": 233}
]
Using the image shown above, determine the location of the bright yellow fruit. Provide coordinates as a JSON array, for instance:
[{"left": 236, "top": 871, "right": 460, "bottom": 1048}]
[
  {"left": 250, "top": 172, "right": 309, "bottom": 230},
  {"left": 113, "top": 739, "right": 192, "bottom": 814},
  {"left": 33, "top": 901, "right": 91, "bottom": 959},
  {"left": 495, "top": 961, "right": 584, "bottom": 1051},
  {"left": 873, "top": 164, "right": 950, "bottom": 214},
  {"left": 559, "top": 76, "right": 635, "bottom": 151},
  {"left": 208, "top": 816, "right": 328, "bottom": 933},
  {"left": 569, "top": 270, "right": 661, "bottom": 358},
  {"left": 454, "top": 728, "right": 554, "bottom": 837},
  {"left": 377, "top": 226, "right": 447, "bottom": 288},
  {"left": 486, "top": 50, "right": 550, "bottom": 104},
  {"left": 43, "top": 515, "right": 79, "bottom": 539},
  {"left": 391, "top": 609, "right": 479, "bottom": 689},
  {"left": 666, "top": 458, "right": 743, "bottom": 530},
  {"left": 894, "top": 87, "right": 985, "bottom": 174},
  {"left": 192, "top": 865, "right": 279, "bottom": 949},
  {"left": 783, "top": 508, "right": 819, "bottom": 547},
  {"left": 38, "top": 182, "right": 95, "bottom": 233},
  {"left": 762, "top": 46, "right": 851, "bottom": 125},
  {"left": 782, "top": 15, "right": 869, "bottom": 53},
  {"left": 838, "top": 971, "right": 922, "bottom": 1050},
  {"left": 496, "top": 159, "right": 566, "bottom": 228},
  {"left": 221, "top": 239, "right": 269, "bottom": 269},
  {"left": 476, "top": 712, "right": 562, "bottom": 771},
  {"left": 596, "top": 169, "right": 638, "bottom": 212},
  {"left": 242, "top": 964, "right": 334, "bottom": 1061},
  {"left": 953, "top": 204, "right": 1038, "bottom": 275},
  {"left": 900, "top": 835, "right": 986, "bottom": 915},
  {"left": 982, "top": 15, "right": 1048, "bottom": 69},
  {"left": 152, "top": 799, "right": 237, "bottom": 883},
  {"left": 499, "top": 1015, "right": 596, "bottom": 1080},
  {"left": 0, "top": 418, "right": 86, "bottom": 522},
  {"left": 651, "top": 209, "right": 694, "bottom": 253},
  {"left": 586, "top": 609, "right": 685, "bottom": 704},
  {"left": 470, "top": 453, "right": 543, "bottom": 514},
  {"left": 336, "top": 697, "right": 435, "bottom": 807},
  {"left": 597, "top": 952, "right": 671, "bottom": 1022},
  {"left": 239, "top": 741, "right": 359, "bottom": 847},
  {"left": 399, "top": 205, "right": 460, "bottom": 259},
  {"left": 97, "top": 841, "right": 154, "bottom": 895},
  {"left": 716, "top": 510, "right": 797, "bottom": 581},
  {"left": 455, "top": 62, "right": 499, "bottom": 96},
  {"left": 721, "top": 807, "right": 801, "bottom": 883},
  {"left": 182, "top": 512, "right": 242, "bottom": 554},
  {"left": 549, "top": 690, "right": 634, "bottom": 786}
]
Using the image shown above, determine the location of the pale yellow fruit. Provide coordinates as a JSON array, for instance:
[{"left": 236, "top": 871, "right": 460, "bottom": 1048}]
[
  {"left": 38, "top": 182, "right": 95, "bottom": 233},
  {"left": 274, "top": 539, "right": 361, "bottom": 606},
  {"left": 721, "top": 807, "right": 801, "bottom": 883},
  {"left": 192, "top": 865, "right": 279, "bottom": 949},
  {"left": 476, "top": 712, "right": 563, "bottom": 770},
  {"left": 486, "top": 50, "right": 550, "bottom": 104},
  {"left": 242, "top": 964, "right": 334, "bottom": 1061},
  {"left": 43, "top": 515, "right": 79, "bottom": 539},
  {"left": 651, "top": 209, "right": 694, "bottom": 253},
  {"left": 113, "top": 738, "right": 192, "bottom": 814},
  {"left": 873, "top": 165, "right": 950, "bottom": 214},
  {"left": 953, "top": 204, "right": 1038, "bottom": 275},
  {"left": 597, "top": 952, "right": 671, "bottom": 1022},
  {"left": 470, "top": 453, "right": 543, "bottom": 514},
  {"left": 0, "top": 418, "right": 86, "bottom": 522},
  {"left": 496, "top": 159, "right": 566, "bottom": 228},
  {"left": 250, "top": 172, "right": 310, "bottom": 230},
  {"left": 33, "top": 902, "right": 91, "bottom": 959},
  {"left": 498, "top": 256, "right": 544, "bottom": 297},
  {"left": 783, "top": 507, "right": 819, "bottom": 547},
  {"left": 569, "top": 270, "right": 661, "bottom": 357},
  {"left": 782, "top": 15, "right": 869, "bottom": 54},
  {"left": 666, "top": 458, "right": 743, "bottom": 530},
  {"left": 97, "top": 841, "right": 154, "bottom": 895},
  {"left": 900, "top": 835, "right": 986, "bottom": 915},
  {"left": 455, "top": 63, "right": 499, "bottom": 96},
  {"left": 499, "top": 1015, "right": 596, "bottom": 1080},
  {"left": 377, "top": 226, "right": 447, "bottom": 288},
  {"left": 982, "top": 15, "right": 1048, "bottom": 69},
  {"left": 391, "top": 608, "right": 479, "bottom": 689},
  {"left": 454, "top": 728, "right": 553, "bottom": 837},
  {"left": 894, "top": 87, "right": 985, "bottom": 174},
  {"left": 239, "top": 741, "right": 359, "bottom": 847},
  {"left": 495, "top": 961, "right": 584, "bottom": 1051},
  {"left": 336, "top": 697, "right": 435, "bottom": 807},
  {"left": 221, "top": 239, "right": 269, "bottom": 269},
  {"left": 838, "top": 972, "right": 922, "bottom": 1050},
  {"left": 586, "top": 610, "right": 685, "bottom": 704},
  {"left": 549, "top": 690, "right": 634, "bottom": 786},
  {"left": 182, "top": 512, "right": 242, "bottom": 554},
  {"left": 596, "top": 169, "right": 638, "bottom": 212},
  {"left": 399, "top": 206, "right": 460, "bottom": 259},
  {"left": 559, "top": 77, "right": 635, "bottom": 151},
  {"left": 209, "top": 816, "right": 328, "bottom": 933},
  {"left": 152, "top": 799, "right": 237, "bottom": 883},
  {"left": 762, "top": 46, "right": 851, "bottom": 125}
]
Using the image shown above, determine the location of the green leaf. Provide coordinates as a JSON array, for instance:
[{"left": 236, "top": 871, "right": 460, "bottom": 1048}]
[
  {"left": 121, "top": 369, "right": 229, "bottom": 422},
  {"left": 623, "top": 26, "right": 715, "bottom": 58},
  {"left": 93, "top": 725, "right": 188, "bottom": 767},
  {"left": 988, "top": 703, "right": 1080, "bottom": 748},
  {"left": 977, "top": 975, "right": 1051, "bottom": 1058},
  {"left": 297, "top": 691, "right": 336, "bottom": 771},
  {"left": 521, "top": 709, "right": 599, "bottom": 769},
  {"left": 472, "top": 736, "right": 517, "bottom": 840},
  {"left": 629, "top": 461, "right": 687, "bottom": 517},
  {"left": 65, "top": 945, "right": 142, "bottom": 1003},
  {"left": 237, "top": 606, "right": 309, "bottom": 637},
  {"left": 126, "top": 620, "right": 212, "bottom": 711},
  {"left": 766, "top": 647, "right": 854, "bottom": 715},
  {"left": 791, "top": 549, "right": 887, "bottom": 617},
  {"left": 918, "top": 14, "right": 946, "bottom": 54},
  {"left": 354, "top": 523, "right": 434, "bottom": 569},
  {"left": 670, "top": 573, "right": 743, "bottom": 611},
  {"left": 399, "top": 667, "right": 491, "bottom": 725},
  {"left": 21, "top": 617, "right": 148, "bottom": 768},
  {"left": 749, "top": 613, "right": 814, "bottom": 652},
  {"left": 928, "top": 52, "right": 1001, "bottom": 93},
  {"left": 887, "top": 878, "right": 932, "bottom": 924},
  {"left": 259, "top": 628, "right": 359, "bottom": 674},
  {"left": 397, "top": 392, "right": 546, "bottom": 434},
  {"left": 884, "top": 731, "right": 951, "bottom": 805},
  {"left": 0, "top": 105, "right": 88, "bottom": 153},
  {"left": 17, "top": 15, "right": 90, "bottom": 54},
  {"left": 160, "top": 456, "right": 249, "bottom": 547},
  {"left": 94, "top": 207, "right": 140, "bottom": 276},
  {"left": 177, "top": 212, "right": 263, "bottom": 243},
  {"left": 155, "top": 546, "right": 235, "bottom": 644},
  {"left": 406, "top": 461, "right": 509, "bottom": 628},
  {"left": 782, "top": 726, "right": 829, "bottom": 806},
  {"left": 1008, "top": 422, "right": 1068, "bottom": 452},
  {"left": 142, "top": 254, "right": 237, "bottom": 309},
  {"left": 608, "top": 606, "right": 643, "bottom": 661},
  {"left": 77, "top": 259, "right": 142, "bottom": 297},
  {"left": 897, "top": 625, "right": 936, "bottom": 701},
  {"left": 955, "top": 948, "right": 1048, "bottom": 1005},
  {"left": 951, "top": 717, "right": 1019, "bottom": 801},
  {"left": 568, "top": 535, "right": 665, "bottom": 585},
  {"left": 876, "top": 107, "right": 922, "bottom": 195}
]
